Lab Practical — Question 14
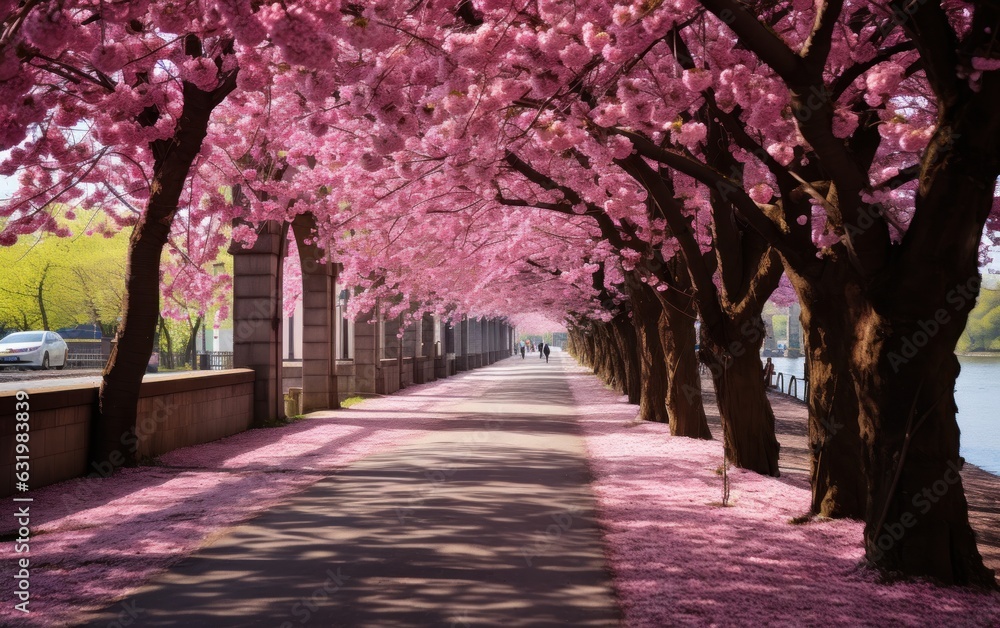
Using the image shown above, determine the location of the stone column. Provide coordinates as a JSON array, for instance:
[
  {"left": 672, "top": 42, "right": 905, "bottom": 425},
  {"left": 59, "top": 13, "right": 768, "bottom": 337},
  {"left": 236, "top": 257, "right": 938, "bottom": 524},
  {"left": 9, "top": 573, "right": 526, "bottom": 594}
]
[
  {"left": 291, "top": 213, "right": 338, "bottom": 413},
  {"left": 787, "top": 302, "right": 802, "bottom": 359},
  {"left": 437, "top": 317, "right": 452, "bottom": 379},
  {"left": 457, "top": 316, "right": 470, "bottom": 371},
  {"left": 481, "top": 319, "right": 489, "bottom": 365},
  {"left": 352, "top": 308, "right": 378, "bottom": 396},
  {"left": 487, "top": 319, "right": 495, "bottom": 363},
  {"left": 418, "top": 313, "right": 436, "bottom": 383},
  {"left": 469, "top": 317, "right": 481, "bottom": 368},
  {"left": 402, "top": 315, "right": 417, "bottom": 387},
  {"left": 231, "top": 220, "right": 284, "bottom": 424},
  {"left": 383, "top": 316, "right": 400, "bottom": 359},
  {"left": 445, "top": 319, "right": 455, "bottom": 354},
  {"left": 763, "top": 315, "right": 777, "bottom": 353}
]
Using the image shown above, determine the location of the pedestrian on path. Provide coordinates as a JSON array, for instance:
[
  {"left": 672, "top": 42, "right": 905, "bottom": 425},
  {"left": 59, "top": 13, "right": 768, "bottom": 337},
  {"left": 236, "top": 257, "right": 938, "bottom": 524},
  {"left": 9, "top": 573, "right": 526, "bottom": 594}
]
[
  {"left": 520, "top": 344, "right": 526, "bottom": 359},
  {"left": 539, "top": 343, "right": 545, "bottom": 359},
  {"left": 543, "top": 344, "right": 550, "bottom": 363}
]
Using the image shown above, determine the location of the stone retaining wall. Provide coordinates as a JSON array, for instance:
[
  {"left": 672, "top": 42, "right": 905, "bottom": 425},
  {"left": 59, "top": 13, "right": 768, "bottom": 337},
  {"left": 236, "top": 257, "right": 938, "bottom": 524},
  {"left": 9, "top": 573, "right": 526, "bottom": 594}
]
[{"left": 0, "top": 369, "right": 254, "bottom": 497}]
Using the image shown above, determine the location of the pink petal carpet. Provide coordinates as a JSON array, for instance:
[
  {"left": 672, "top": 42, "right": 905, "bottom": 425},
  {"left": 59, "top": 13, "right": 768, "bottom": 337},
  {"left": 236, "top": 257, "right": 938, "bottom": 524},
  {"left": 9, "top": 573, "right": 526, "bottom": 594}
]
[
  {"left": 563, "top": 360, "right": 1000, "bottom": 627},
  {"left": 6, "top": 357, "right": 998, "bottom": 627},
  {"left": 1, "top": 371, "right": 485, "bottom": 627}
]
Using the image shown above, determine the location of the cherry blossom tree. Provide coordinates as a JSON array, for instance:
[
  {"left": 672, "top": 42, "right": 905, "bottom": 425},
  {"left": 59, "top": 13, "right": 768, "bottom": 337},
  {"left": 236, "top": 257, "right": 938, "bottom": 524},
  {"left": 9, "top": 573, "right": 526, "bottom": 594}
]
[
  {"left": 3, "top": 0, "right": 997, "bottom": 590},
  {"left": 675, "top": 0, "right": 1000, "bottom": 587},
  {"left": 0, "top": 0, "right": 407, "bottom": 464}
]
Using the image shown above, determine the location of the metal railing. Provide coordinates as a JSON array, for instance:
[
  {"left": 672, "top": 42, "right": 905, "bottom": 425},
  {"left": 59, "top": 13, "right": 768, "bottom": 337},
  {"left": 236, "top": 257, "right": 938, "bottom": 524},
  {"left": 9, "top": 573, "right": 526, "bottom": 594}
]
[
  {"left": 765, "top": 369, "right": 808, "bottom": 402},
  {"left": 199, "top": 351, "right": 233, "bottom": 370},
  {"left": 696, "top": 360, "right": 809, "bottom": 403},
  {"left": 67, "top": 353, "right": 107, "bottom": 369}
]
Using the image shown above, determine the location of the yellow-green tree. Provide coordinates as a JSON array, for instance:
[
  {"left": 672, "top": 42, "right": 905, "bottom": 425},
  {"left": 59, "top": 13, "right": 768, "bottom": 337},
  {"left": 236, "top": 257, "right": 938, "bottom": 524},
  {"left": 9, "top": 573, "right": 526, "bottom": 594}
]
[
  {"left": 959, "top": 288, "right": 1000, "bottom": 352},
  {"left": 0, "top": 220, "right": 130, "bottom": 334}
]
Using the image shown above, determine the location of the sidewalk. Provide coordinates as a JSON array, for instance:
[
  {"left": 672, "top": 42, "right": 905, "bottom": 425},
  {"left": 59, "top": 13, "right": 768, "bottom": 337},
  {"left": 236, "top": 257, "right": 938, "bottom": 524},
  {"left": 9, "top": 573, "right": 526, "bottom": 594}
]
[
  {"left": 12, "top": 351, "right": 997, "bottom": 627},
  {"left": 70, "top": 355, "right": 619, "bottom": 626}
]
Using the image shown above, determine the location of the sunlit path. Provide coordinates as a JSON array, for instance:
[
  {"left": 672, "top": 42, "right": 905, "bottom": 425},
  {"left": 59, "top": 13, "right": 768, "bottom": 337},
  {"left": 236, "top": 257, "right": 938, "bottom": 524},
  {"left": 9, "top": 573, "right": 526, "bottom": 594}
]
[{"left": 77, "top": 353, "right": 619, "bottom": 627}]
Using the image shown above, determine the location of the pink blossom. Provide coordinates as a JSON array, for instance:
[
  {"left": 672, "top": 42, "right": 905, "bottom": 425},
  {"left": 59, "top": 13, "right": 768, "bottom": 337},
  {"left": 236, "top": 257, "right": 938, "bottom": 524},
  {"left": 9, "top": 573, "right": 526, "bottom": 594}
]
[
  {"left": 899, "top": 127, "right": 934, "bottom": 152},
  {"left": 181, "top": 58, "right": 220, "bottom": 91},
  {"left": 766, "top": 142, "right": 795, "bottom": 166},
  {"left": 90, "top": 43, "right": 130, "bottom": 74},
  {"left": 0, "top": 51, "right": 18, "bottom": 81},
  {"left": 681, "top": 68, "right": 713, "bottom": 93},
  {"left": 560, "top": 42, "right": 592, "bottom": 71},
  {"left": 359, "top": 152, "right": 384, "bottom": 172},
  {"left": 581, "top": 23, "right": 611, "bottom": 54},
  {"left": 749, "top": 183, "right": 774, "bottom": 204},
  {"left": 22, "top": 7, "right": 71, "bottom": 55},
  {"left": 972, "top": 57, "right": 1000, "bottom": 71},
  {"left": 608, "top": 135, "right": 635, "bottom": 159},
  {"left": 864, "top": 63, "right": 906, "bottom": 106},
  {"left": 832, "top": 108, "right": 859, "bottom": 139},
  {"left": 673, "top": 122, "right": 707, "bottom": 148}
]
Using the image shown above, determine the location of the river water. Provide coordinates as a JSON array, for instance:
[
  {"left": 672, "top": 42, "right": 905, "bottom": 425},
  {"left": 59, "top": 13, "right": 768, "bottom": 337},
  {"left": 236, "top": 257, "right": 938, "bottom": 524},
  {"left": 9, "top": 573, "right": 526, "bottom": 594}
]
[{"left": 765, "top": 355, "right": 1000, "bottom": 475}]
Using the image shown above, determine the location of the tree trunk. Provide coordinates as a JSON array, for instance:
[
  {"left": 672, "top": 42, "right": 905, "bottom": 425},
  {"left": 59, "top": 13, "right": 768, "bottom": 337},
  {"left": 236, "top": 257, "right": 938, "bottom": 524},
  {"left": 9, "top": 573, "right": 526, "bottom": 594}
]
[
  {"left": 600, "top": 324, "right": 625, "bottom": 392},
  {"left": 855, "top": 95, "right": 998, "bottom": 586},
  {"left": 185, "top": 316, "right": 202, "bottom": 367},
  {"left": 700, "top": 317, "right": 780, "bottom": 476},
  {"left": 625, "top": 272, "right": 669, "bottom": 424},
  {"left": 659, "top": 304, "right": 711, "bottom": 439},
  {"left": 587, "top": 332, "right": 600, "bottom": 376},
  {"left": 158, "top": 316, "right": 175, "bottom": 370},
  {"left": 95, "top": 80, "right": 233, "bottom": 467},
  {"left": 857, "top": 301, "right": 995, "bottom": 588},
  {"left": 37, "top": 264, "right": 49, "bottom": 331},
  {"left": 569, "top": 329, "right": 588, "bottom": 365},
  {"left": 592, "top": 325, "right": 617, "bottom": 390},
  {"left": 611, "top": 314, "right": 642, "bottom": 405},
  {"left": 787, "top": 265, "right": 867, "bottom": 519}
]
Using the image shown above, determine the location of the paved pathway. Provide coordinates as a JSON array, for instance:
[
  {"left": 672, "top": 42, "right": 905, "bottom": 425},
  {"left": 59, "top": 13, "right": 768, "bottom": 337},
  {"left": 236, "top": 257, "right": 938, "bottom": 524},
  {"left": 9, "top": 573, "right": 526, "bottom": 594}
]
[{"left": 79, "top": 352, "right": 619, "bottom": 627}]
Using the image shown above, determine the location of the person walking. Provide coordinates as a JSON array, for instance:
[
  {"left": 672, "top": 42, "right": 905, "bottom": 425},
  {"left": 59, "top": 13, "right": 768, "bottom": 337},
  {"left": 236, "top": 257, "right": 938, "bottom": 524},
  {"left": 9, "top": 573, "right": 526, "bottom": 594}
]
[
  {"left": 539, "top": 342, "right": 545, "bottom": 359},
  {"left": 543, "top": 343, "right": 550, "bottom": 363},
  {"left": 520, "top": 344, "right": 526, "bottom": 359}
]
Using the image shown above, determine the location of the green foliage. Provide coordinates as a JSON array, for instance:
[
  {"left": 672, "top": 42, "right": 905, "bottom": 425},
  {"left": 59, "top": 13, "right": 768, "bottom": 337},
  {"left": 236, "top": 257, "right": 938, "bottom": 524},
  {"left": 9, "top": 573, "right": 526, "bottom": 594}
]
[
  {"left": 0, "top": 216, "right": 130, "bottom": 333},
  {"left": 340, "top": 396, "right": 366, "bottom": 408},
  {"left": 259, "top": 414, "right": 303, "bottom": 428},
  {"left": 771, "top": 315, "right": 789, "bottom": 342},
  {"left": 958, "top": 288, "right": 1000, "bottom": 352}
]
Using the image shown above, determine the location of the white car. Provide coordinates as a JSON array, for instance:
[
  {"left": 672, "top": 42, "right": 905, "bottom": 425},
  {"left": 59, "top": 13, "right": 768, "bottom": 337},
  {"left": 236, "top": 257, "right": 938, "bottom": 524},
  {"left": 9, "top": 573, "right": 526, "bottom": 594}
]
[{"left": 0, "top": 331, "right": 69, "bottom": 370}]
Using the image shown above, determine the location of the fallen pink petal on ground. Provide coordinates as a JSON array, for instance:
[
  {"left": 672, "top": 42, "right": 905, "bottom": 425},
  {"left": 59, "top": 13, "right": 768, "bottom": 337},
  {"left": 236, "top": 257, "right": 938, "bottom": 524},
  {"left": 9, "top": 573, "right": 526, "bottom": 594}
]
[
  {"left": 564, "top": 361, "right": 1000, "bottom": 627},
  {"left": 4, "top": 360, "right": 998, "bottom": 627},
  {"left": 1, "top": 375, "right": 480, "bottom": 627}
]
